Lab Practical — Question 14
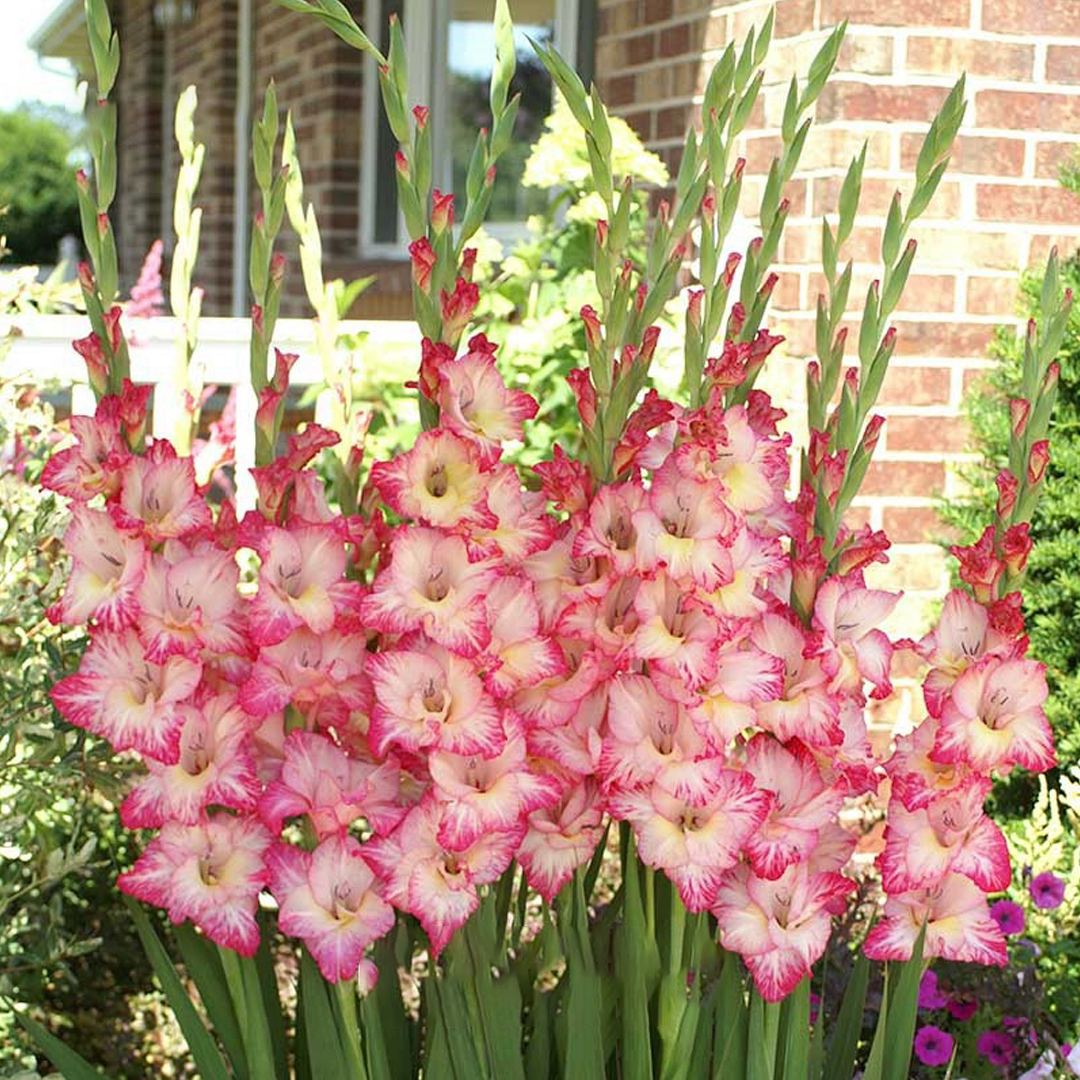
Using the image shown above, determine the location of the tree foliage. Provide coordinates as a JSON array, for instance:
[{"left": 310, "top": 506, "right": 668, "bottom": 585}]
[{"left": 0, "top": 107, "right": 81, "bottom": 266}]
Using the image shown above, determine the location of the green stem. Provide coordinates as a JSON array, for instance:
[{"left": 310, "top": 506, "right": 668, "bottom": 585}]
[
  {"left": 334, "top": 979, "right": 369, "bottom": 1080},
  {"left": 218, "top": 946, "right": 249, "bottom": 1036}
]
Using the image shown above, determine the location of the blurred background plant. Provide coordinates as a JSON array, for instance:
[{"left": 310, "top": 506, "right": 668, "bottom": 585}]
[
  {"left": 0, "top": 378, "right": 188, "bottom": 1079},
  {"left": 470, "top": 96, "right": 671, "bottom": 467},
  {"left": 0, "top": 106, "right": 82, "bottom": 268}
]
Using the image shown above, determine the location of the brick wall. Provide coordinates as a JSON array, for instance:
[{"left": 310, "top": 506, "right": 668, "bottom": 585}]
[
  {"left": 112, "top": 0, "right": 164, "bottom": 293},
  {"left": 166, "top": 0, "right": 239, "bottom": 312}
]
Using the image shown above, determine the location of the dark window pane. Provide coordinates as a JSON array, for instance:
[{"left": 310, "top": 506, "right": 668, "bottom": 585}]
[
  {"left": 448, "top": 1, "right": 554, "bottom": 222},
  {"left": 374, "top": 0, "right": 404, "bottom": 245}
]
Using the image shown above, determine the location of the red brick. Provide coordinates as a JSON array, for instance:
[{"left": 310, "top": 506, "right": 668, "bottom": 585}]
[
  {"left": 905, "top": 36, "right": 1033, "bottom": 80},
  {"left": 812, "top": 176, "right": 960, "bottom": 219},
  {"left": 772, "top": 271, "right": 803, "bottom": 310},
  {"left": 774, "top": 0, "right": 816, "bottom": 37},
  {"left": 1047, "top": 45, "right": 1080, "bottom": 83},
  {"left": 876, "top": 364, "right": 953, "bottom": 405},
  {"left": 838, "top": 35, "right": 895, "bottom": 76},
  {"left": 1035, "top": 141, "right": 1080, "bottom": 180},
  {"left": 656, "top": 105, "right": 689, "bottom": 141},
  {"left": 975, "top": 90, "right": 1080, "bottom": 132},
  {"left": 781, "top": 222, "right": 882, "bottom": 264},
  {"left": 604, "top": 74, "right": 636, "bottom": 108},
  {"left": 659, "top": 23, "right": 692, "bottom": 58},
  {"left": 862, "top": 460, "right": 946, "bottom": 496},
  {"left": 816, "top": 83, "right": 951, "bottom": 124},
  {"left": 624, "top": 110, "right": 654, "bottom": 143},
  {"left": 882, "top": 505, "right": 958, "bottom": 544},
  {"left": 885, "top": 416, "right": 971, "bottom": 453},
  {"left": 627, "top": 32, "right": 656, "bottom": 66},
  {"left": 644, "top": 0, "right": 672, "bottom": 23},
  {"left": 820, "top": 0, "right": 969, "bottom": 24},
  {"left": 892, "top": 320, "right": 995, "bottom": 358},
  {"left": 1028, "top": 234, "right": 1080, "bottom": 266},
  {"left": 976, "top": 183, "right": 1080, "bottom": 225},
  {"left": 900, "top": 133, "right": 1025, "bottom": 178},
  {"left": 966, "top": 275, "right": 1021, "bottom": 316},
  {"left": 983, "top": 0, "right": 1080, "bottom": 36},
  {"left": 811, "top": 272, "right": 957, "bottom": 314}
]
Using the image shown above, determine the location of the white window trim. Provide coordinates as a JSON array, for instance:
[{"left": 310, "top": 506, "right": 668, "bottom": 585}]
[{"left": 360, "top": 0, "right": 580, "bottom": 260}]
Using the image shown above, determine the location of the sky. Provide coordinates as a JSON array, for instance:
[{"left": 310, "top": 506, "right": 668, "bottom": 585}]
[{"left": 1, "top": 4, "right": 84, "bottom": 113}]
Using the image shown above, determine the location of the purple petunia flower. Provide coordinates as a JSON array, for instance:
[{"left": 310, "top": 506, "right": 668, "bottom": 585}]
[
  {"left": 977, "top": 1029, "right": 1017, "bottom": 1066},
  {"left": 990, "top": 899, "right": 1026, "bottom": 936},
  {"left": 1029, "top": 872, "right": 1066, "bottom": 910},
  {"left": 947, "top": 997, "right": 978, "bottom": 1021},
  {"left": 918, "top": 970, "right": 950, "bottom": 1010},
  {"left": 914, "top": 1025, "right": 955, "bottom": 1067}
]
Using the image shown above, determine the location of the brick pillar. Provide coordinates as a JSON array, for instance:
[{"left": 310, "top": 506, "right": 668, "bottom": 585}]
[
  {"left": 252, "top": 0, "right": 394, "bottom": 319},
  {"left": 169, "top": 0, "right": 239, "bottom": 315},
  {"left": 113, "top": 0, "right": 165, "bottom": 293}
]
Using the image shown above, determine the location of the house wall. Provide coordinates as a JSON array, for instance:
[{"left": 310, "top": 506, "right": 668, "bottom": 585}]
[{"left": 111, "top": 0, "right": 165, "bottom": 294}]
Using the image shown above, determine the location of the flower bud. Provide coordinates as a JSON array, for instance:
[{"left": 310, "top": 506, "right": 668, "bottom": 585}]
[
  {"left": 640, "top": 325, "right": 661, "bottom": 366},
  {"left": 566, "top": 368, "right": 597, "bottom": 430},
  {"left": 995, "top": 469, "right": 1018, "bottom": 519},
  {"left": 270, "top": 251, "right": 286, "bottom": 286},
  {"left": 394, "top": 150, "right": 410, "bottom": 179},
  {"left": 581, "top": 305, "right": 602, "bottom": 349},
  {"left": 687, "top": 289, "right": 704, "bottom": 330},
  {"left": 412, "top": 105, "right": 429, "bottom": 130},
  {"left": 103, "top": 305, "right": 124, "bottom": 354},
  {"left": 728, "top": 302, "right": 746, "bottom": 338},
  {"left": 439, "top": 278, "right": 480, "bottom": 343},
  {"left": 408, "top": 237, "right": 436, "bottom": 294},
  {"left": 860, "top": 414, "right": 885, "bottom": 456},
  {"left": 1027, "top": 439, "right": 1050, "bottom": 485},
  {"left": 1001, "top": 522, "right": 1032, "bottom": 576},
  {"left": 72, "top": 333, "right": 108, "bottom": 396},
  {"left": 721, "top": 251, "right": 741, "bottom": 288},
  {"left": 459, "top": 247, "right": 477, "bottom": 282},
  {"left": 596, "top": 219, "right": 609, "bottom": 248},
  {"left": 431, "top": 188, "right": 454, "bottom": 235},
  {"left": 1009, "top": 397, "right": 1030, "bottom": 439}
]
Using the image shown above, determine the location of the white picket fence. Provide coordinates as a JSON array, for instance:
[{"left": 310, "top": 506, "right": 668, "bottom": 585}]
[{"left": 1, "top": 314, "right": 422, "bottom": 508}]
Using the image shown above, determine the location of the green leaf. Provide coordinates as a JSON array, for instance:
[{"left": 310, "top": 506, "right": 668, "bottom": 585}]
[
  {"left": 822, "top": 952, "right": 869, "bottom": 1080},
  {"left": 779, "top": 977, "right": 810, "bottom": 1080},
  {"left": 10, "top": 1005, "right": 115, "bottom": 1080},
  {"left": 299, "top": 949, "right": 349, "bottom": 1080},
  {"left": 882, "top": 925, "right": 927, "bottom": 1080},
  {"left": 714, "top": 951, "right": 748, "bottom": 1076},
  {"left": 125, "top": 899, "right": 232, "bottom": 1080},
  {"left": 861, "top": 976, "right": 888, "bottom": 1080},
  {"left": 172, "top": 923, "right": 250, "bottom": 1080},
  {"left": 748, "top": 990, "right": 777, "bottom": 1080}
]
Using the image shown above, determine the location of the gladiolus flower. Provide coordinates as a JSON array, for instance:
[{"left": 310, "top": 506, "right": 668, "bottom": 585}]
[
  {"left": 48, "top": 505, "right": 147, "bottom": 630},
  {"left": 121, "top": 695, "right": 260, "bottom": 827},
  {"left": 436, "top": 341, "right": 538, "bottom": 465},
  {"left": 950, "top": 526, "right": 1005, "bottom": 603},
  {"left": 361, "top": 528, "right": 495, "bottom": 656},
  {"left": 52, "top": 629, "right": 201, "bottom": 762},
  {"left": 933, "top": 657, "right": 1055, "bottom": 774},
  {"left": 409, "top": 238, "right": 436, "bottom": 294},
  {"left": 119, "top": 814, "right": 272, "bottom": 955},
  {"left": 112, "top": 441, "right": 213, "bottom": 543},
  {"left": 863, "top": 872, "right": 1008, "bottom": 966},
  {"left": 259, "top": 731, "right": 402, "bottom": 838},
  {"left": 41, "top": 401, "right": 129, "bottom": 501},
  {"left": 269, "top": 834, "right": 395, "bottom": 983},
  {"left": 713, "top": 863, "right": 855, "bottom": 1002},
  {"left": 364, "top": 799, "right": 521, "bottom": 958}
]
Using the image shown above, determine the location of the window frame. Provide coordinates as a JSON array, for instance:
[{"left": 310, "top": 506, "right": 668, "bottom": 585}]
[{"left": 360, "top": 0, "right": 582, "bottom": 259}]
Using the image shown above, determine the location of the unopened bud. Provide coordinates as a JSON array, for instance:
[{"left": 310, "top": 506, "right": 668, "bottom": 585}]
[
  {"left": 431, "top": 189, "right": 454, "bottom": 235},
  {"left": 412, "top": 105, "right": 429, "bottom": 130},
  {"left": 687, "top": 289, "right": 704, "bottom": 330},
  {"left": 270, "top": 251, "right": 286, "bottom": 285},
  {"left": 395, "top": 150, "right": 410, "bottom": 179},
  {"left": 860, "top": 414, "right": 885, "bottom": 456},
  {"left": 596, "top": 219, "right": 609, "bottom": 248},
  {"left": 1027, "top": 439, "right": 1050, "bottom": 485},
  {"left": 1009, "top": 397, "right": 1030, "bottom": 439},
  {"left": 581, "top": 304, "right": 602, "bottom": 349}
]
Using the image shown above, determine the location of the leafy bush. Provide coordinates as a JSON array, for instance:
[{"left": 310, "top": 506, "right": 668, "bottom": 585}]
[
  {"left": 472, "top": 97, "right": 670, "bottom": 466},
  {"left": 940, "top": 251, "right": 1080, "bottom": 815},
  {"left": 0, "top": 108, "right": 81, "bottom": 266}
]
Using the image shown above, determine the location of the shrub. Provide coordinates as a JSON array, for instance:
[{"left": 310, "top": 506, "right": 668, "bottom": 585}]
[
  {"left": 0, "top": 107, "right": 81, "bottom": 266},
  {"left": 940, "top": 250, "right": 1080, "bottom": 816}
]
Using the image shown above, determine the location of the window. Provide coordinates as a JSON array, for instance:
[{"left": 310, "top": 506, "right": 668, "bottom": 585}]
[{"left": 361, "top": 0, "right": 582, "bottom": 255}]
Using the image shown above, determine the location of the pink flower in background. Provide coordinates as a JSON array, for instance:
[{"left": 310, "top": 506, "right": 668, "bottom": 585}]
[
  {"left": 1030, "top": 871, "right": 1066, "bottom": 910},
  {"left": 990, "top": 899, "right": 1026, "bottom": 936},
  {"left": 977, "top": 1029, "right": 1017, "bottom": 1067},
  {"left": 914, "top": 1025, "right": 955, "bottom": 1067},
  {"left": 918, "top": 970, "right": 950, "bottom": 1010}
]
